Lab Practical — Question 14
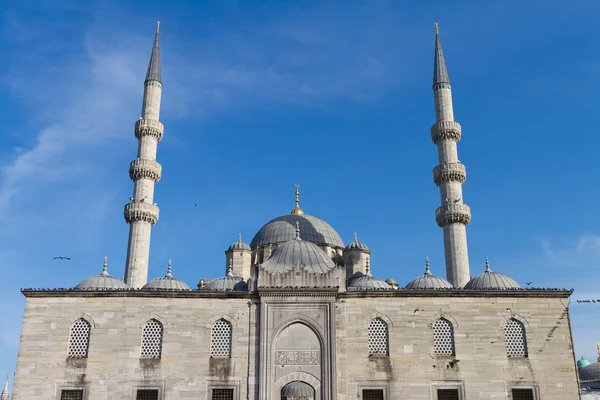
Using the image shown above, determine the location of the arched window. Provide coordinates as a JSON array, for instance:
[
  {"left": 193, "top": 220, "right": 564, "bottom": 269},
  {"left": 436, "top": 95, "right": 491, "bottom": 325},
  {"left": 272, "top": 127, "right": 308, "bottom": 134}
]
[
  {"left": 367, "top": 318, "right": 389, "bottom": 356},
  {"left": 67, "top": 318, "right": 91, "bottom": 358},
  {"left": 211, "top": 318, "right": 232, "bottom": 358},
  {"left": 141, "top": 319, "right": 163, "bottom": 358},
  {"left": 505, "top": 318, "right": 528, "bottom": 357},
  {"left": 432, "top": 318, "right": 455, "bottom": 356}
]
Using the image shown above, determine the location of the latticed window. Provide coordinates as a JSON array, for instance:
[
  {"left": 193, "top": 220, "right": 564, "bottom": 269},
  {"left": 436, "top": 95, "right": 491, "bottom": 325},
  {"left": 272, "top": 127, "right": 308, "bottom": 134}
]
[
  {"left": 141, "top": 319, "right": 163, "bottom": 358},
  {"left": 367, "top": 318, "right": 389, "bottom": 356},
  {"left": 433, "top": 318, "right": 455, "bottom": 355},
  {"left": 67, "top": 318, "right": 91, "bottom": 358},
  {"left": 211, "top": 318, "right": 233, "bottom": 357},
  {"left": 362, "top": 389, "right": 384, "bottom": 400},
  {"left": 505, "top": 318, "right": 528, "bottom": 357},
  {"left": 136, "top": 389, "right": 159, "bottom": 400},
  {"left": 512, "top": 388, "right": 534, "bottom": 400},
  {"left": 212, "top": 388, "right": 234, "bottom": 400},
  {"left": 61, "top": 390, "right": 84, "bottom": 400},
  {"left": 437, "top": 389, "right": 459, "bottom": 400}
]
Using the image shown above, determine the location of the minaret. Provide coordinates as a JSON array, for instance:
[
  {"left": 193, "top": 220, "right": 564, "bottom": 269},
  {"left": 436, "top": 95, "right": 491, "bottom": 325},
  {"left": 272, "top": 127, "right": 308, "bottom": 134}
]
[
  {"left": 1, "top": 375, "right": 8, "bottom": 400},
  {"left": 124, "top": 21, "right": 164, "bottom": 288},
  {"left": 430, "top": 23, "right": 471, "bottom": 288}
]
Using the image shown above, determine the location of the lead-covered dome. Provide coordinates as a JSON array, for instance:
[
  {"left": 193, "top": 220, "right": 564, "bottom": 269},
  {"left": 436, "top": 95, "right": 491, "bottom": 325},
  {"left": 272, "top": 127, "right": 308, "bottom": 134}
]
[
  {"left": 405, "top": 258, "right": 453, "bottom": 289},
  {"left": 463, "top": 258, "right": 521, "bottom": 290},
  {"left": 348, "top": 261, "right": 393, "bottom": 291},
  {"left": 251, "top": 214, "right": 343, "bottom": 248},
  {"left": 344, "top": 232, "right": 369, "bottom": 251},
  {"left": 143, "top": 260, "right": 190, "bottom": 290},
  {"left": 75, "top": 257, "right": 128, "bottom": 290},
  {"left": 580, "top": 362, "right": 600, "bottom": 382},
  {"left": 227, "top": 233, "right": 251, "bottom": 251},
  {"left": 201, "top": 262, "right": 248, "bottom": 291},
  {"left": 261, "top": 223, "right": 337, "bottom": 274}
]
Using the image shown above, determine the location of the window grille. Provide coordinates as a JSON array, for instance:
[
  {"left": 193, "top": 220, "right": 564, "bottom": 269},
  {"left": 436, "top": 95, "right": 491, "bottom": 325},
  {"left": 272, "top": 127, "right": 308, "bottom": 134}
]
[
  {"left": 505, "top": 318, "right": 527, "bottom": 357},
  {"left": 67, "top": 318, "right": 91, "bottom": 358},
  {"left": 512, "top": 389, "right": 534, "bottom": 400},
  {"left": 212, "top": 388, "right": 234, "bottom": 400},
  {"left": 437, "top": 389, "right": 459, "bottom": 400},
  {"left": 433, "top": 318, "right": 455, "bottom": 355},
  {"left": 211, "top": 319, "right": 232, "bottom": 357},
  {"left": 136, "top": 389, "right": 159, "bottom": 400},
  {"left": 362, "top": 389, "right": 384, "bottom": 400},
  {"left": 367, "top": 318, "right": 389, "bottom": 356},
  {"left": 141, "top": 319, "right": 163, "bottom": 358},
  {"left": 61, "top": 390, "right": 84, "bottom": 400}
]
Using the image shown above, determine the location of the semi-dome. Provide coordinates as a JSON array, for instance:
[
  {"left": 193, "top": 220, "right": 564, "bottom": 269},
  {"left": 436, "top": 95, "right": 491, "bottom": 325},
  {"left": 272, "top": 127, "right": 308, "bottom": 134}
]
[
  {"left": 348, "top": 261, "right": 393, "bottom": 291},
  {"left": 405, "top": 257, "right": 453, "bottom": 289},
  {"left": 579, "top": 357, "right": 592, "bottom": 369},
  {"left": 227, "top": 233, "right": 251, "bottom": 251},
  {"left": 143, "top": 260, "right": 190, "bottom": 290},
  {"left": 201, "top": 262, "right": 248, "bottom": 291},
  {"left": 251, "top": 215, "right": 343, "bottom": 248},
  {"left": 463, "top": 258, "right": 521, "bottom": 290},
  {"left": 344, "top": 232, "right": 369, "bottom": 251},
  {"left": 580, "top": 362, "right": 600, "bottom": 382},
  {"left": 75, "top": 257, "right": 128, "bottom": 290},
  {"left": 281, "top": 380, "right": 314, "bottom": 399},
  {"left": 260, "top": 223, "right": 337, "bottom": 274}
]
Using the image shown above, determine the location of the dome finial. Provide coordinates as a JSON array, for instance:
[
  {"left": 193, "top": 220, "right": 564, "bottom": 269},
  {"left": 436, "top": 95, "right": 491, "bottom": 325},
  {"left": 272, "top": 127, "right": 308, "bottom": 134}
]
[
  {"left": 227, "top": 258, "right": 234, "bottom": 276},
  {"left": 291, "top": 184, "right": 304, "bottom": 214},
  {"left": 485, "top": 256, "right": 491, "bottom": 272},
  {"left": 435, "top": 21, "right": 439, "bottom": 35},
  {"left": 156, "top": 19, "right": 160, "bottom": 34},
  {"left": 166, "top": 259, "right": 173, "bottom": 277},
  {"left": 238, "top": 232, "right": 242, "bottom": 243},
  {"left": 102, "top": 255, "right": 109, "bottom": 277},
  {"left": 354, "top": 232, "right": 358, "bottom": 242},
  {"left": 295, "top": 221, "right": 302, "bottom": 240},
  {"left": 425, "top": 256, "right": 431, "bottom": 275},
  {"left": 365, "top": 257, "right": 371, "bottom": 276}
]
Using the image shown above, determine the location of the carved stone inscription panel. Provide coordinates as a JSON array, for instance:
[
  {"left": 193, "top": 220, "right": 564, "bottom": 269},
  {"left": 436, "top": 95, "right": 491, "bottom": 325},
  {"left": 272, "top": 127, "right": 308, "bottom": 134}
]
[{"left": 276, "top": 350, "right": 320, "bottom": 365}]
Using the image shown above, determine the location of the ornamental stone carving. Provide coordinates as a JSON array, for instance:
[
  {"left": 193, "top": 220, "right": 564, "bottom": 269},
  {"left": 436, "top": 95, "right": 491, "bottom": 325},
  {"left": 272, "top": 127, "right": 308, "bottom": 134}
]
[
  {"left": 276, "top": 350, "right": 320, "bottom": 365},
  {"left": 135, "top": 119, "right": 164, "bottom": 141},
  {"left": 124, "top": 202, "right": 160, "bottom": 224},
  {"left": 431, "top": 121, "right": 461, "bottom": 143},
  {"left": 433, "top": 162, "right": 466, "bottom": 185},
  {"left": 129, "top": 159, "right": 162, "bottom": 182},
  {"left": 435, "top": 203, "right": 471, "bottom": 227}
]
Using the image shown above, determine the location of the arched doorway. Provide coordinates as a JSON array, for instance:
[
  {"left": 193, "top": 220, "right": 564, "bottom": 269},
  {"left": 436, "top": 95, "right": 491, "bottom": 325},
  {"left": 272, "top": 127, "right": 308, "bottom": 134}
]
[{"left": 281, "top": 381, "right": 315, "bottom": 400}]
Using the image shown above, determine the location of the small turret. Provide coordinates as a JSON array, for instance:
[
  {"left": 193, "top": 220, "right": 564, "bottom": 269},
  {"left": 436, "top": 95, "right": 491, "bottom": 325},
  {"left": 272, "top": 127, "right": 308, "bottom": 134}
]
[
  {"left": 343, "top": 232, "right": 370, "bottom": 283},
  {"left": 225, "top": 233, "right": 252, "bottom": 280}
]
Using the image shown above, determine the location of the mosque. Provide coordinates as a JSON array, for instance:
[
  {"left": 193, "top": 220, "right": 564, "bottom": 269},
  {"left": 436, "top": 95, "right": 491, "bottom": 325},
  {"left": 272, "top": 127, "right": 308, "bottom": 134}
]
[{"left": 7, "top": 22, "right": 583, "bottom": 400}]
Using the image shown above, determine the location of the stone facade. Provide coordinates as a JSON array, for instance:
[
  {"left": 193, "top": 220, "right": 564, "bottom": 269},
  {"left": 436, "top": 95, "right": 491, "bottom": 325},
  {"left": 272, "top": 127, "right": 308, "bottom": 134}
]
[{"left": 11, "top": 289, "right": 579, "bottom": 399}]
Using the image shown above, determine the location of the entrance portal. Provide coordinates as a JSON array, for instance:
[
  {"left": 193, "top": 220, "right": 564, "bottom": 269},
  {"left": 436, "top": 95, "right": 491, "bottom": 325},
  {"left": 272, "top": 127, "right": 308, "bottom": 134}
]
[{"left": 281, "top": 381, "right": 315, "bottom": 400}]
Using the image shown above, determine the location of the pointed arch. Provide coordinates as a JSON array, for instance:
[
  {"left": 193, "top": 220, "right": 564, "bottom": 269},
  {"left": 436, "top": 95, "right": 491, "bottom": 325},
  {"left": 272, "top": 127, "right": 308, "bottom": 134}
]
[
  {"left": 141, "top": 318, "right": 163, "bottom": 358},
  {"left": 67, "top": 318, "right": 91, "bottom": 358},
  {"left": 432, "top": 318, "right": 455, "bottom": 356},
  {"left": 504, "top": 318, "right": 528, "bottom": 357},
  {"left": 210, "top": 318, "right": 232, "bottom": 358},
  {"left": 367, "top": 317, "right": 389, "bottom": 356}
]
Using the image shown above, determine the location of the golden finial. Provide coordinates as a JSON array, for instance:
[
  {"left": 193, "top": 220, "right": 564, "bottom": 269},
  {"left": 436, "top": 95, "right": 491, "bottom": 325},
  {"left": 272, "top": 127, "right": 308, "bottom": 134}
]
[
  {"left": 290, "top": 184, "right": 304, "bottom": 214},
  {"left": 156, "top": 20, "right": 160, "bottom": 34},
  {"left": 435, "top": 22, "right": 439, "bottom": 35}
]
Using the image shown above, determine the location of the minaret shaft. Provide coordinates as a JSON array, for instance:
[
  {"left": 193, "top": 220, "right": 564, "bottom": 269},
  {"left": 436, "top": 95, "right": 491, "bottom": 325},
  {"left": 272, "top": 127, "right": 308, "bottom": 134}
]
[
  {"left": 431, "top": 28, "right": 471, "bottom": 288},
  {"left": 124, "top": 24, "right": 163, "bottom": 288}
]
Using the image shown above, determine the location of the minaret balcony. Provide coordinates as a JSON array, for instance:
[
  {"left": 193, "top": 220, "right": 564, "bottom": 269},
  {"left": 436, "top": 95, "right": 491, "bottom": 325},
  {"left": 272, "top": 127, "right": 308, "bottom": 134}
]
[
  {"left": 124, "top": 202, "right": 160, "bottom": 225},
  {"left": 433, "top": 162, "right": 466, "bottom": 185},
  {"left": 435, "top": 203, "right": 471, "bottom": 227},
  {"left": 129, "top": 159, "right": 162, "bottom": 182},
  {"left": 431, "top": 121, "right": 461, "bottom": 144},
  {"left": 135, "top": 119, "right": 164, "bottom": 141}
]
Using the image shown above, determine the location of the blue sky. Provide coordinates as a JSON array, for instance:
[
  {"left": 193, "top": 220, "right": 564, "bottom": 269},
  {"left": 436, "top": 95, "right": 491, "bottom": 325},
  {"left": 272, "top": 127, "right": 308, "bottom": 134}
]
[{"left": 1, "top": 0, "right": 600, "bottom": 387}]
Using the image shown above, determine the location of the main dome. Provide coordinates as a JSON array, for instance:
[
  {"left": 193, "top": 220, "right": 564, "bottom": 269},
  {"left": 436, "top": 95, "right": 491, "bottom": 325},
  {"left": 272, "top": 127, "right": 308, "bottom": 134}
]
[{"left": 251, "top": 214, "right": 344, "bottom": 248}]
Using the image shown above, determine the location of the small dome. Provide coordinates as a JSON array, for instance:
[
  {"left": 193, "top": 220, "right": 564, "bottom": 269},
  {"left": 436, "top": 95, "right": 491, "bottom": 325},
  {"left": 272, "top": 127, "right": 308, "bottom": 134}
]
[
  {"left": 143, "top": 260, "right": 190, "bottom": 290},
  {"left": 580, "top": 362, "right": 600, "bottom": 382},
  {"left": 579, "top": 357, "right": 592, "bottom": 369},
  {"left": 344, "top": 232, "right": 369, "bottom": 252},
  {"left": 251, "top": 214, "right": 344, "bottom": 248},
  {"left": 348, "top": 260, "right": 393, "bottom": 291},
  {"left": 261, "top": 222, "right": 336, "bottom": 274},
  {"left": 75, "top": 257, "right": 128, "bottom": 290},
  {"left": 227, "top": 233, "right": 251, "bottom": 251},
  {"left": 463, "top": 257, "right": 521, "bottom": 290},
  {"left": 405, "top": 257, "right": 453, "bottom": 289},
  {"left": 201, "top": 262, "right": 248, "bottom": 291},
  {"left": 281, "top": 381, "right": 314, "bottom": 399},
  {"left": 385, "top": 277, "right": 397, "bottom": 285}
]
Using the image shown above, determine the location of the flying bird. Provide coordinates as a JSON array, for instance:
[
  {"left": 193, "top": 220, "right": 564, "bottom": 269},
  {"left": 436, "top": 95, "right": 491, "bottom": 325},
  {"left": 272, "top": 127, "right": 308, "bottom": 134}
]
[
  {"left": 53, "top": 256, "right": 71, "bottom": 260},
  {"left": 525, "top": 281, "right": 533, "bottom": 286}
]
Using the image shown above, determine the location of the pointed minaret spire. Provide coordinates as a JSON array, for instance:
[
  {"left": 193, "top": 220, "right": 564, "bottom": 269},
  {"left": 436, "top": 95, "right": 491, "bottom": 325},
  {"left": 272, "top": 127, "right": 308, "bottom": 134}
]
[
  {"left": 124, "top": 22, "right": 165, "bottom": 288},
  {"left": 1, "top": 375, "right": 8, "bottom": 400},
  {"left": 291, "top": 184, "right": 304, "bottom": 214},
  {"left": 430, "top": 24, "right": 471, "bottom": 288}
]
